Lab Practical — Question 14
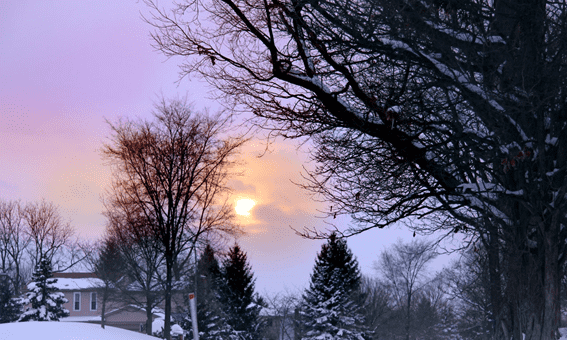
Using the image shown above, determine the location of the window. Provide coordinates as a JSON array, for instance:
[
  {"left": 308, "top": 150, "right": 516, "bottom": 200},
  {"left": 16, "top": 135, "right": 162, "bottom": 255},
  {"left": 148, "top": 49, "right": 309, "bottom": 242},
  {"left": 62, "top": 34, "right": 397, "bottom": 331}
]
[
  {"left": 74, "top": 292, "right": 81, "bottom": 311},
  {"left": 90, "top": 292, "right": 97, "bottom": 311}
]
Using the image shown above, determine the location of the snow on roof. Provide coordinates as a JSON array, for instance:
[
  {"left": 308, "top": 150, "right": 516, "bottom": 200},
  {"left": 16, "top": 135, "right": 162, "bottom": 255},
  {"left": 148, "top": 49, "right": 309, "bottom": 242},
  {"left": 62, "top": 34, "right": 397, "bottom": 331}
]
[
  {"left": 52, "top": 277, "right": 104, "bottom": 290},
  {"left": 60, "top": 315, "right": 101, "bottom": 322},
  {"left": 259, "top": 306, "right": 277, "bottom": 317}
]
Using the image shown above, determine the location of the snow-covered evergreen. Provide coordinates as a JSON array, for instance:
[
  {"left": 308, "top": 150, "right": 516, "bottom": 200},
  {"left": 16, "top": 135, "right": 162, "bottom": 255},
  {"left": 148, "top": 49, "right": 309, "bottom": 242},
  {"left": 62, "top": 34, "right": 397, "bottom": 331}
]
[
  {"left": 300, "top": 233, "right": 368, "bottom": 340},
  {"left": 19, "top": 255, "right": 69, "bottom": 321},
  {"left": 218, "top": 244, "right": 263, "bottom": 340}
]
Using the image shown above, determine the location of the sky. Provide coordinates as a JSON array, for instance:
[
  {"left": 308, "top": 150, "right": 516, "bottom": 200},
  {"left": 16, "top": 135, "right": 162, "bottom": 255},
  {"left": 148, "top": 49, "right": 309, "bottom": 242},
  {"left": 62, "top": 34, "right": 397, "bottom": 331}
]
[{"left": 0, "top": 1, "right": 453, "bottom": 296}]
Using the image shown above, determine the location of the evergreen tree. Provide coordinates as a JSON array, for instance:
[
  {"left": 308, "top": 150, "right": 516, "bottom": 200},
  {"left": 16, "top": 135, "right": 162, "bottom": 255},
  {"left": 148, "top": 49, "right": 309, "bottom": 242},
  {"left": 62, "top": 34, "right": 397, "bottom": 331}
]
[
  {"left": 19, "top": 254, "right": 69, "bottom": 321},
  {"left": 0, "top": 274, "right": 22, "bottom": 323},
  {"left": 182, "top": 244, "right": 234, "bottom": 340},
  {"left": 301, "top": 233, "right": 368, "bottom": 340},
  {"left": 219, "top": 243, "right": 263, "bottom": 340},
  {"left": 94, "top": 236, "right": 125, "bottom": 328}
]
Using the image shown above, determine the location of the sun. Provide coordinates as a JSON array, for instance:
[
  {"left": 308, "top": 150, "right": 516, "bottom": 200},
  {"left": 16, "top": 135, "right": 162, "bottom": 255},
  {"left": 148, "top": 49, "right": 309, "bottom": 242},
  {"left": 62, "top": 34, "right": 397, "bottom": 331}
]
[{"left": 235, "top": 198, "right": 256, "bottom": 216}]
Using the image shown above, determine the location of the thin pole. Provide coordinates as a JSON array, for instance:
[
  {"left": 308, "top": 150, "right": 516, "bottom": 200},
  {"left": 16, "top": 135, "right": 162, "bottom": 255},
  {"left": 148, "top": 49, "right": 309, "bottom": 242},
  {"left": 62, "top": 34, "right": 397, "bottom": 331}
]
[{"left": 189, "top": 293, "right": 199, "bottom": 340}]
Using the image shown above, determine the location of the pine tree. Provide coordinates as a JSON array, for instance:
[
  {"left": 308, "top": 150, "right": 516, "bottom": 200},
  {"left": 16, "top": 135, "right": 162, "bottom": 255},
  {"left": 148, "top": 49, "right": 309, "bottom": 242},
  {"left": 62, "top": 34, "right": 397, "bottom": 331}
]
[
  {"left": 0, "top": 274, "right": 22, "bottom": 323},
  {"left": 182, "top": 244, "right": 233, "bottom": 340},
  {"left": 301, "top": 233, "right": 368, "bottom": 340},
  {"left": 19, "top": 255, "right": 69, "bottom": 321},
  {"left": 219, "top": 243, "right": 263, "bottom": 340},
  {"left": 94, "top": 236, "right": 125, "bottom": 328}
]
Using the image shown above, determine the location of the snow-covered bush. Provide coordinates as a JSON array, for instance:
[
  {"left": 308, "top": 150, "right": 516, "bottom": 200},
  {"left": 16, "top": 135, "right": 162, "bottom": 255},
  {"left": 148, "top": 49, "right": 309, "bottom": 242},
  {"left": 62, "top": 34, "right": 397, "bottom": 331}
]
[{"left": 152, "top": 318, "right": 184, "bottom": 339}]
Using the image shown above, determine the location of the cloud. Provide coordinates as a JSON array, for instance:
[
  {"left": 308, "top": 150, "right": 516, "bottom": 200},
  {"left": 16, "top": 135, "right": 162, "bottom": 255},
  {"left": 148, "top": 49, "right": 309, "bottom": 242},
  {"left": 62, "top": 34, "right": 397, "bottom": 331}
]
[
  {"left": 228, "top": 179, "right": 256, "bottom": 194},
  {"left": 236, "top": 202, "right": 327, "bottom": 295}
]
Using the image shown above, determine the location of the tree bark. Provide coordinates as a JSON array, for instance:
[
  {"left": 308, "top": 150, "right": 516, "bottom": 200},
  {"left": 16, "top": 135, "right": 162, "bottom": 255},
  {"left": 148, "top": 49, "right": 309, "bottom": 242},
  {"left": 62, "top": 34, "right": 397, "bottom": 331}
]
[
  {"left": 101, "top": 289, "right": 107, "bottom": 329},
  {"left": 541, "top": 225, "right": 560, "bottom": 340},
  {"left": 146, "top": 295, "right": 154, "bottom": 335},
  {"left": 165, "top": 256, "right": 173, "bottom": 340}
]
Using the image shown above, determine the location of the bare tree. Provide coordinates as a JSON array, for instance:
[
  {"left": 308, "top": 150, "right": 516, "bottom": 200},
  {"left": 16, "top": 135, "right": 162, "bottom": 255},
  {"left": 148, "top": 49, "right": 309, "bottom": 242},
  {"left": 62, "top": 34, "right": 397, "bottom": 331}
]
[
  {"left": 81, "top": 235, "right": 127, "bottom": 329},
  {"left": 375, "top": 240, "right": 437, "bottom": 340},
  {"left": 105, "top": 202, "right": 165, "bottom": 336},
  {"left": 22, "top": 199, "right": 75, "bottom": 271},
  {"left": 102, "top": 98, "right": 246, "bottom": 340},
  {"left": 444, "top": 246, "right": 494, "bottom": 340},
  {"left": 262, "top": 291, "right": 301, "bottom": 340},
  {"left": 144, "top": 0, "right": 567, "bottom": 337},
  {"left": 0, "top": 199, "right": 30, "bottom": 295},
  {"left": 359, "top": 276, "right": 392, "bottom": 340}
]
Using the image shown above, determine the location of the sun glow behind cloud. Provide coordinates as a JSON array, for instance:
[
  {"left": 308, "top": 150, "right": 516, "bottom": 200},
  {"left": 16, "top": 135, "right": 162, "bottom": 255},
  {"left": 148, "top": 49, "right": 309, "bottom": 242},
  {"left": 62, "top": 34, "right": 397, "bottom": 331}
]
[{"left": 235, "top": 198, "right": 256, "bottom": 216}]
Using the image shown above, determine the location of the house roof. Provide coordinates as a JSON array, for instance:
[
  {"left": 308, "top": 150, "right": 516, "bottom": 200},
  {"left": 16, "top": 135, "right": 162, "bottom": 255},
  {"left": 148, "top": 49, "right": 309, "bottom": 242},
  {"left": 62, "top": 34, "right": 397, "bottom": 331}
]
[
  {"left": 22, "top": 272, "right": 104, "bottom": 292},
  {"left": 53, "top": 277, "right": 105, "bottom": 290},
  {"left": 53, "top": 272, "right": 98, "bottom": 279},
  {"left": 48, "top": 272, "right": 103, "bottom": 290}
]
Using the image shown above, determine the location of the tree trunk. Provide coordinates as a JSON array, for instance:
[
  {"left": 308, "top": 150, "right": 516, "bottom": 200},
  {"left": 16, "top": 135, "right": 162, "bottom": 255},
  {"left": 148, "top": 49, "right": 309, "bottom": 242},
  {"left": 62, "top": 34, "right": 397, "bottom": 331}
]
[
  {"left": 486, "top": 222, "right": 506, "bottom": 340},
  {"left": 539, "top": 227, "right": 560, "bottom": 340},
  {"left": 101, "top": 289, "right": 107, "bottom": 329},
  {"left": 493, "top": 213, "right": 563, "bottom": 340},
  {"left": 165, "top": 258, "right": 173, "bottom": 340},
  {"left": 406, "top": 293, "right": 411, "bottom": 340},
  {"left": 146, "top": 295, "right": 154, "bottom": 335}
]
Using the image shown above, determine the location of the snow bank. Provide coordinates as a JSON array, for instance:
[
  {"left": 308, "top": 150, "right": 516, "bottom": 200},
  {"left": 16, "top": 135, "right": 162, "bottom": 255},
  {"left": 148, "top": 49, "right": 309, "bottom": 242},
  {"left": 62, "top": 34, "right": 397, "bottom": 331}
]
[
  {"left": 0, "top": 321, "right": 158, "bottom": 340},
  {"left": 152, "top": 318, "right": 184, "bottom": 336},
  {"left": 560, "top": 328, "right": 567, "bottom": 340}
]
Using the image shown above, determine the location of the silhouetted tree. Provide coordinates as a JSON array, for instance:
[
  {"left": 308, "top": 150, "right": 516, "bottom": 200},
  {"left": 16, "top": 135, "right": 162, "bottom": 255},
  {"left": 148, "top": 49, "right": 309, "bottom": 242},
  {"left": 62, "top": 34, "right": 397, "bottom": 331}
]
[
  {"left": 0, "top": 199, "right": 30, "bottom": 297},
  {"left": 102, "top": 98, "right": 246, "bottom": 339},
  {"left": 22, "top": 199, "right": 76, "bottom": 271},
  {"left": 93, "top": 235, "right": 126, "bottom": 329},
  {"left": 145, "top": 0, "right": 567, "bottom": 337},
  {"left": 301, "top": 233, "right": 367, "bottom": 340},
  {"left": 445, "top": 246, "right": 493, "bottom": 340},
  {"left": 358, "top": 276, "right": 393, "bottom": 340},
  {"left": 182, "top": 244, "right": 234, "bottom": 340},
  {"left": 219, "top": 243, "right": 263, "bottom": 340},
  {"left": 105, "top": 207, "right": 164, "bottom": 336},
  {"left": 376, "top": 240, "right": 436, "bottom": 340},
  {"left": 0, "top": 273, "right": 22, "bottom": 323}
]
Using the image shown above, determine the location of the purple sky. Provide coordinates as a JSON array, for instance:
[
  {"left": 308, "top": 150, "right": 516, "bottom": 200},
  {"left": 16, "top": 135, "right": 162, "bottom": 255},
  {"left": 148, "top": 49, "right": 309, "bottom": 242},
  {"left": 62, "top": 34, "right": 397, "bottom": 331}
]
[{"left": 0, "top": 1, "right": 451, "bottom": 295}]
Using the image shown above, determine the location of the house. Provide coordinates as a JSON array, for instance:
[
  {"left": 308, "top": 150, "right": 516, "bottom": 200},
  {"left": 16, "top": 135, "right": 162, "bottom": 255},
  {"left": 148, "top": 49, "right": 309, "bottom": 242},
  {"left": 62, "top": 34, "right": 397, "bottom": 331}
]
[
  {"left": 50, "top": 272, "right": 186, "bottom": 339},
  {"left": 260, "top": 307, "right": 297, "bottom": 340},
  {"left": 52, "top": 272, "right": 112, "bottom": 321},
  {"left": 103, "top": 305, "right": 162, "bottom": 333}
]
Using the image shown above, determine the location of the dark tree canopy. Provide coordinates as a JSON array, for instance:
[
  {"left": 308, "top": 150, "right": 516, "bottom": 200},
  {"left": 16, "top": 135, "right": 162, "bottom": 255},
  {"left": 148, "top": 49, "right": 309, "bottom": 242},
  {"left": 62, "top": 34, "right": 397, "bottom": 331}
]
[
  {"left": 102, "top": 99, "right": 246, "bottom": 339},
  {"left": 93, "top": 235, "right": 126, "bottom": 329},
  {"left": 145, "top": 0, "right": 567, "bottom": 338},
  {"left": 0, "top": 274, "right": 22, "bottom": 323},
  {"left": 182, "top": 244, "right": 230, "bottom": 340},
  {"left": 219, "top": 244, "right": 263, "bottom": 340},
  {"left": 301, "top": 233, "right": 367, "bottom": 340}
]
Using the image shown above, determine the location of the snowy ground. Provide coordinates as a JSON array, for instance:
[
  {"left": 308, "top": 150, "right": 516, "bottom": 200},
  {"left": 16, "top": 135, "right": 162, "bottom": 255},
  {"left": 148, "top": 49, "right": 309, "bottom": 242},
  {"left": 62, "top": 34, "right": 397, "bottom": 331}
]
[
  {"left": 0, "top": 321, "right": 158, "bottom": 340},
  {"left": 561, "top": 328, "right": 567, "bottom": 340},
  {"left": 1, "top": 321, "right": 566, "bottom": 340}
]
